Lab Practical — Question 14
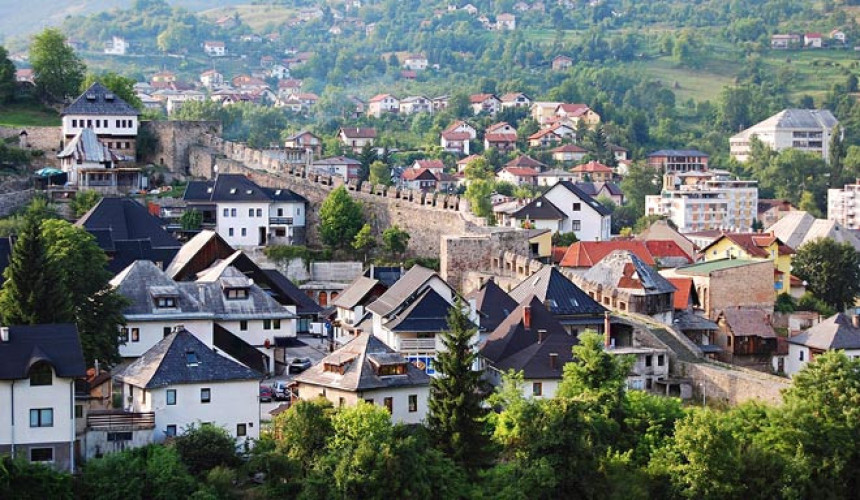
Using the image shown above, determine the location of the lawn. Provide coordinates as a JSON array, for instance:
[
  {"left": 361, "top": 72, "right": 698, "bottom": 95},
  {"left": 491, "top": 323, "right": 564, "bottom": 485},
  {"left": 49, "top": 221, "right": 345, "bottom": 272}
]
[
  {"left": 200, "top": 4, "right": 297, "bottom": 32},
  {"left": 0, "top": 101, "right": 61, "bottom": 128},
  {"left": 630, "top": 57, "right": 736, "bottom": 103}
]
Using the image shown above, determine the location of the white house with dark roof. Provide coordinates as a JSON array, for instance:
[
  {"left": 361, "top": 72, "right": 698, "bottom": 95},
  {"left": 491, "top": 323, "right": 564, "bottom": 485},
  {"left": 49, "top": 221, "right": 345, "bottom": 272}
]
[
  {"left": 183, "top": 174, "right": 307, "bottom": 247},
  {"left": 295, "top": 333, "right": 431, "bottom": 423},
  {"left": 510, "top": 181, "right": 611, "bottom": 240},
  {"left": 114, "top": 329, "right": 261, "bottom": 445},
  {"left": 785, "top": 313, "right": 860, "bottom": 377},
  {"left": 0, "top": 324, "right": 86, "bottom": 471},
  {"left": 338, "top": 127, "right": 376, "bottom": 152},
  {"left": 111, "top": 260, "right": 297, "bottom": 374},
  {"left": 57, "top": 128, "right": 142, "bottom": 193},
  {"left": 62, "top": 82, "right": 139, "bottom": 158}
]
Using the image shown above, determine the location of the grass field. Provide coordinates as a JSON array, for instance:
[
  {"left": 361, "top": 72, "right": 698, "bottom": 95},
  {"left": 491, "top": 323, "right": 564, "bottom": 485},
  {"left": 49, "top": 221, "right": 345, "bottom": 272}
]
[
  {"left": 0, "top": 101, "right": 61, "bottom": 128},
  {"left": 200, "top": 4, "right": 296, "bottom": 32},
  {"left": 631, "top": 57, "right": 736, "bottom": 102}
]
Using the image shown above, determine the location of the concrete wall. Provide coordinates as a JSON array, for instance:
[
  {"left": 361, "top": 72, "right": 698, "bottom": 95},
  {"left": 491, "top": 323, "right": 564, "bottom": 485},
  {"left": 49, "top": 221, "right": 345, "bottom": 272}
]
[{"left": 678, "top": 360, "right": 789, "bottom": 406}]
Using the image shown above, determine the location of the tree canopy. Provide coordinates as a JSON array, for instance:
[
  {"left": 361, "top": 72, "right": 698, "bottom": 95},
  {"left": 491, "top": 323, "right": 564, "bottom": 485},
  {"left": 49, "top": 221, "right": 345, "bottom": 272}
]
[
  {"left": 30, "top": 28, "right": 86, "bottom": 102},
  {"left": 792, "top": 238, "right": 860, "bottom": 312},
  {"left": 319, "top": 186, "right": 364, "bottom": 249}
]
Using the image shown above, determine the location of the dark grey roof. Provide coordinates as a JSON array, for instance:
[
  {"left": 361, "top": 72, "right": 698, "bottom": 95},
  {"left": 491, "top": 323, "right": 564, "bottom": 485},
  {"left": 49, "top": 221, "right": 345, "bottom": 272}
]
[
  {"left": 468, "top": 279, "right": 517, "bottom": 332},
  {"left": 576, "top": 181, "right": 623, "bottom": 197},
  {"left": 366, "top": 265, "right": 438, "bottom": 317},
  {"left": 332, "top": 276, "right": 383, "bottom": 310},
  {"left": 647, "top": 150, "right": 709, "bottom": 158},
  {"left": 508, "top": 266, "right": 605, "bottom": 317},
  {"left": 581, "top": 250, "right": 677, "bottom": 295},
  {"left": 63, "top": 82, "right": 139, "bottom": 116},
  {"left": 511, "top": 196, "right": 565, "bottom": 220},
  {"left": 260, "top": 269, "right": 323, "bottom": 316},
  {"left": 184, "top": 174, "right": 305, "bottom": 203},
  {"left": 480, "top": 297, "right": 574, "bottom": 380},
  {"left": 295, "top": 332, "right": 430, "bottom": 391},
  {"left": 385, "top": 287, "right": 460, "bottom": 333},
  {"left": 0, "top": 324, "right": 85, "bottom": 380},
  {"left": 115, "top": 329, "right": 261, "bottom": 388},
  {"left": 672, "top": 310, "right": 718, "bottom": 331},
  {"left": 77, "top": 197, "right": 180, "bottom": 274},
  {"left": 365, "top": 266, "right": 405, "bottom": 287},
  {"left": 556, "top": 181, "right": 611, "bottom": 216},
  {"left": 789, "top": 313, "right": 860, "bottom": 350}
]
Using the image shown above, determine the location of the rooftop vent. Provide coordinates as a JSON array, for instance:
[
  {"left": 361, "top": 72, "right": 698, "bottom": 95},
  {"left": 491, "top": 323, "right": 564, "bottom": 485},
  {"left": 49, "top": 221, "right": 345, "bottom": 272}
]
[
  {"left": 229, "top": 188, "right": 237, "bottom": 194},
  {"left": 104, "top": 93, "right": 115, "bottom": 100},
  {"left": 85, "top": 93, "right": 96, "bottom": 100},
  {"left": 246, "top": 189, "right": 253, "bottom": 195},
  {"left": 275, "top": 189, "right": 282, "bottom": 195}
]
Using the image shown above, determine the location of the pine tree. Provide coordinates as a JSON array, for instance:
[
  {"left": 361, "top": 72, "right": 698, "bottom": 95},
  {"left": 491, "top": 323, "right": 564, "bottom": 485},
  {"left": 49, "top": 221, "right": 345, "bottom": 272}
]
[
  {"left": 428, "top": 300, "right": 491, "bottom": 474},
  {"left": 0, "top": 208, "right": 72, "bottom": 325}
]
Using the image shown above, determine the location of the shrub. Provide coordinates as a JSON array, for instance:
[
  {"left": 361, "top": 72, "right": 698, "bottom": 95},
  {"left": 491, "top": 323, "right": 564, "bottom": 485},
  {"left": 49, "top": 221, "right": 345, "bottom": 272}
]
[{"left": 174, "top": 425, "right": 241, "bottom": 477}]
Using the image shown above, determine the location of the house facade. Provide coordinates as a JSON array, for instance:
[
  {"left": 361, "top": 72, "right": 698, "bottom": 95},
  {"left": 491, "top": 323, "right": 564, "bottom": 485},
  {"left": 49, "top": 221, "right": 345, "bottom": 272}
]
[
  {"left": 0, "top": 325, "right": 85, "bottom": 472},
  {"left": 183, "top": 174, "right": 307, "bottom": 247},
  {"left": 510, "top": 181, "right": 611, "bottom": 240},
  {"left": 470, "top": 93, "right": 501, "bottom": 115},
  {"left": 785, "top": 313, "right": 860, "bottom": 377},
  {"left": 204, "top": 41, "right": 227, "bottom": 56},
  {"left": 646, "top": 150, "right": 709, "bottom": 173},
  {"left": 730, "top": 109, "right": 839, "bottom": 163},
  {"left": 367, "top": 94, "right": 400, "bottom": 117},
  {"left": 338, "top": 127, "right": 376, "bottom": 152},
  {"left": 57, "top": 128, "right": 142, "bottom": 194},
  {"left": 62, "top": 82, "right": 140, "bottom": 158},
  {"left": 312, "top": 156, "right": 362, "bottom": 181}
]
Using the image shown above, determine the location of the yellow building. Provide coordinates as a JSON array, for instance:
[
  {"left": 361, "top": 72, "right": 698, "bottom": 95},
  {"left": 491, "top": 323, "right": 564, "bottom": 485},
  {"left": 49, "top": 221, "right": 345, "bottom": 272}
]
[
  {"left": 699, "top": 233, "right": 794, "bottom": 297},
  {"left": 528, "top": 229, "right": 553, "bottom": 261}
]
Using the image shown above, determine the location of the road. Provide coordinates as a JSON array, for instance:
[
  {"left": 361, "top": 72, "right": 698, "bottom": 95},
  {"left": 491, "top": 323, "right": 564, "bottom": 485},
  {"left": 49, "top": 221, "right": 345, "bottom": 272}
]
[{"left": 259, "top": 335, "right": 330, "bottom": 422}]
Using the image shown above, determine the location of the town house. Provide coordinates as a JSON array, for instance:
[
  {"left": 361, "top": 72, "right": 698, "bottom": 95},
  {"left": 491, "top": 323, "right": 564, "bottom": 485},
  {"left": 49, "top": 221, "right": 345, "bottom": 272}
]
[
  {"left": 62, "top": 82, "right": 139, "bottom": 158},
  {"left": 338, "top": 127, "right": 377, "bottom": 152},
  {"left": 510, "top": 181, "right": 611, "bottom": 241}
]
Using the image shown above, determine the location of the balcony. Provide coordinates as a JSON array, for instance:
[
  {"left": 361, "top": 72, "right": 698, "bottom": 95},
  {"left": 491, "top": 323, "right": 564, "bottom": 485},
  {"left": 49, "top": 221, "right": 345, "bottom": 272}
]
[
  {"left": 87, "top": 410, "right": 155, "bottom": 430},
  {"left": 399, "top": 338, "right": 437, "bottom": 352},
  {"left": 269, "top": 217, "right": 294, "bottom": 225}
]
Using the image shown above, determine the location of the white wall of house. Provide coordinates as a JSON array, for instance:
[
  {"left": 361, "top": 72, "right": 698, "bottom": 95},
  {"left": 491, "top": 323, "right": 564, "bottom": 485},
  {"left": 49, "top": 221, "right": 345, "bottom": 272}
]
[
  {"left": 543, "top": 185, "right": 611, "bottom": 240},
  {"left": 119, "top": 319, "right": 213, "bottom": 358},
  {"left": 783, "top": 344, "right": 860, "bottom": 377},
  {"left": 62, "top": 115, "right": 139, "bottom": 138},
  {"left": 298, "top": 384, "right": 429, "bottom": 424},
  {"left": 123, "top": 380, "right": 259, "bottom": 446},
  {"left": 216, "top": 202, "right": 271, "bottom": 247}
]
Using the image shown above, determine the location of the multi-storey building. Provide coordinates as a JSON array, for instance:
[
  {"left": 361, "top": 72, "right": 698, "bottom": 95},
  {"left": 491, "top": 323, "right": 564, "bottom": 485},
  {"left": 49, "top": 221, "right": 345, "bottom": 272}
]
[
  {"left": 827, "top": 180, "right": 860, "bottom": 230},
  {"left": 62, "top": 82, "right": 139, "bottom": 158},
  {"left": 646, "top": 149, "right": 709, "bottom": 173},
  {"left": 645, "top": 171, "right": 758, "bottom": 233},
  {"left": 730, "top": 109, "right": 839, "bottom": 163}
]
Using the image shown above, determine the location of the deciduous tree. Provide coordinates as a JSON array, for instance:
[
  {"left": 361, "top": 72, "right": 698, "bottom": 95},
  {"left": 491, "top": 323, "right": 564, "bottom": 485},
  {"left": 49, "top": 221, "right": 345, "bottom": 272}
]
[
  {"left": 792, "top": 238, "right": 860, "bottom": 312},
  {"left": 382, "top": 225, "right": 410, "bottom": 259},
  {"left": 319, "top": 186, "right": 364, "bottom": 249},
  {"left": 0, "top": 46, "right": 15, "bottom": 104},
  {"left": 30, "top": 28, "right": 85, "bottom": 102}
]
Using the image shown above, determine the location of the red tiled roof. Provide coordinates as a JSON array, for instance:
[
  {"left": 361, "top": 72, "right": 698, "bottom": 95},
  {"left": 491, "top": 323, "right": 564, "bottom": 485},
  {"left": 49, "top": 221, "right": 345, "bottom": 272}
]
[
  {"left": 645, "top": 240, "right": 693, "bottom": 262},
  {"left": 369, "top": 93, "right": 394, "bottom": 103},
  {"left": 470, "top": 93, "right": 497, "bottom": 103},
  {"left": 559, "top": 241, "right": 655, "bottom": 268},
  {"left": 415, "top": 159, "right": 445, "bottom": 170},
  {"left": 485, "top": 133, "right": 518, "bottom": 142},
  {"left": 704, "top": 233, "right": 794, "bottom": 258},
  {"left": 500, "top": 167, "right": 538, "bottom": 177},
  {"left": 401, "top": 167, "right": 436, "bottom": 181},
  {"left": 667, "top": 278, "right": 693, "bottom": 310},
  {"left": 552, "top": 144, "right": 587, "bottom": 153},
  {"left": 500, "top": 92, "right": 527, "bottom": 102},
  {"left": 442, "top": 131, "right": 472, "bottom": 141},
  {"left": 340, "top": 127, "right": 377, "bottom": 138},
  {"left": 571, "top": 161, "right": 613, "bottom": 173},
  {"left": 486, "top": 122, "right": 513, "bottom": 133},
  {"left": 506, "top": 155, "right": 544, "bottom": 168},
  {"left": 400, "top": 70, "right": 417, "bottom": 79},
  {"left": 443, "top": 121, "right": 472, "bottom": 133},
  {"left": 556, "top": 103, "right": 589, "bottom": 115},
  {"left": 551, "top": 246, "right": 567, "bottom": 264},
  {"left": 528, "top": 128, "right": 560, "bottom": 140}
]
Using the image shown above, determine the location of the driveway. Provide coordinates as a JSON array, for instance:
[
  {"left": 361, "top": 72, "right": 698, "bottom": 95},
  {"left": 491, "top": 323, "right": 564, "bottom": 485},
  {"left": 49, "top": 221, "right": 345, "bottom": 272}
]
[{"left": 260, "top": 335, "right": 330, "bottom": 421}]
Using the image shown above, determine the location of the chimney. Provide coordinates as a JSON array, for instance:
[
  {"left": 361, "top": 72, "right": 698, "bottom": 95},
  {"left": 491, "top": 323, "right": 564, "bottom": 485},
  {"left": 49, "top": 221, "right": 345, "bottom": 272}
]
[
  {"left": 604, "top": 311, "right": 611, "bottom": 348},
  {"left": 523, "top": 306, "right": 532, "bottom": 330},
  {"left": 0, "top": 327, "right": 8, "bottom": 342},
  {"left": 94, "top": 359, "right": 100, "bottom": 374},
  {"left": 549, "top": 352, "right": 558, "bottom": 370},
  {"left": 538, "top": 329, "right": 546, "bottom": 344},
  {"left": 853, "top": 315, "right": 860, "bottom": 329}
]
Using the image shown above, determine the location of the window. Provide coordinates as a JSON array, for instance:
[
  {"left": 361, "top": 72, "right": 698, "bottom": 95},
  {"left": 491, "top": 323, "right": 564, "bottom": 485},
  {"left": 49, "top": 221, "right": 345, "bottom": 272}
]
[
  {"left": 240, "top": 320, "right": 248, "bottom": 331},
  {"left": 383, "top": 397, "right": 393, "bottom": 413},
  {"left": 338, "top": 397, "right": 345, "bottom": 407},
  {"left": 72, "top": 119, "right": 77, "bottom": 127},
  {"left": 75, "top": 405, "right": 83, "bottom": 419},
  {"left": 532, "top": 382, "right": 543, "bottom": 396},
  {"left": 226, "top": 288, "right": 248, "bottom": 300},
  {"left": 29, "top": 363, "right": 52, "bottom": 386},
  {"left": 263, "top": 319, "right": 272, "bottom": 330},
  {"left": 241, "top": 228, "right": 247, "bottom": 237},
  {"left": 799, "top": 350, "right": 805, "bottom": 361},
  {"left": 572, "top": 202, "right": 581, "bottom": 211},
  {"left": 273, "top": 319, "right": 281, "bottom": 330},
  {"left": 572, "top": 220, "right": 581, "bottom": 231},
  {"left": 365, "top": 398, "right": 374, "bottom": 405},
  {"left": 297, "top": 208, "right": 301, "bottom": 215},
  {"left": 277, "top": 208, "right": 284, "bottom": 216},
  {"left": 201, "top": 388, "right": 211, "bottom": 403},
  {"left": 256, "top": 209, "right": 262, "bottom": 217},
  {"left": 408, "top": 394, "right": 417, "bottom": 412},
  {"left": 187, "top": 352, "right": 199, "bottom": 366},
  {"left": 30, "top": 408, "right": 53, "bottom": 427},
  {"left": 107, "top": 432, "right": 132, "bottom": 441},
  {"left": 164, "top": 326, "right": 172, "bottom": 337},
  {"left": 156, "top": 297, "right": 176, "bottom": 308},
  {"left": 249, "top": 208, "right": 254, "bottom": 217},
  {"left": 657, "top": 355, "right": 665, "bottom": 367},
  {"left": 223, "top": 208, "right": 229, "bottom": 217},
  {"left": 231, "top": 208, "right": 237, "bottom": 217},
  {"left": 30, "top": 448, "right": 53, "bottom": 463},
  {"left": 237, "top": 423, "right": 247, "bottom": 437},
  {"left": 131, "top": 328, "right": 140, "bottom": 342},
  {"left": 166, "top": 389, "right": 176, "bottom": 405},
  {"left": 645, "top": 355, "right": 652, "bottom": 367},
  {"left": 228, "top": 228, "right": 234, "bottom": 237},
  {"left": 166, "top": 425, "right": 177, "bottom": 437},
  {"left": 116, "top": 120, "right": 120, "bottom": 128}
]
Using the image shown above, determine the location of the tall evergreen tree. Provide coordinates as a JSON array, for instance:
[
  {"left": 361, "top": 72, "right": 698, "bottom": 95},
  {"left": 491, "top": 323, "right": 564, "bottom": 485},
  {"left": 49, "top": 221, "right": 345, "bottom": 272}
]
[
  {"left": 428, "top": 300, "right": 491, "bottom": 474},
  {"left": 0, "top": 206, "right": 71, "bottom": 325}
]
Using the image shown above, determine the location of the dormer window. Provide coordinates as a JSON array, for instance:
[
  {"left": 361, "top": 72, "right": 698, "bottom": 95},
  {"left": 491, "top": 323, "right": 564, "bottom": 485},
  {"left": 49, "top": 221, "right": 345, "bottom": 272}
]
[
  {"left": 156, "top": 297, "right": 177, "bottom": 308},
  {"left": 229, "top": 188, "right": 237, "bottom": 194},
  {"left": 29, "top": 362, "right": 52, "bottom": 386},
  {"left": 323, "top": 355, "right": 355, "bottom": 374},
  {"left": 225, "top": 287, "right": 249, "bottom": 300},
  {"left": 376, "top": 363, "right": 408, "bottom": 376},
  {"left": 186, "top": 351, "right": 199, "bottom": 366}
]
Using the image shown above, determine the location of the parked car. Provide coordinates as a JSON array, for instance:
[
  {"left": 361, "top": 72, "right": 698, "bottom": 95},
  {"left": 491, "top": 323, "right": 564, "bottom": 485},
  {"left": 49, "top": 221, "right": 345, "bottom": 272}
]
[
  {"left": 272, "top": 381, "right": 294, "bottom": 401},
  {"left": 289, "top": 357, "right": 313, "bottom": 373},
  {"left": 259, "top": 385, "right": 273, "bottom": 402}
]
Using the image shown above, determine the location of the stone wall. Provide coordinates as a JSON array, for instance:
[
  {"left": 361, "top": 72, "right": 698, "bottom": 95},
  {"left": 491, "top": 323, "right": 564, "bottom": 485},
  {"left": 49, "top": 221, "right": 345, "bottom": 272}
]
[
  {"left": 139, "top": 121, "right": 222, "bottom": 179},
  {"left": 0, "top": 125, "right": 63, "bottom": 167},
  {"left": 679, "top": 360, "right": 789, "bottom": 406},
  {"left": 0, "top": 189, "right": 34, "bottom": 217},
  {"left": 442, "top": 237, "right": 536, "bottom": 293},
  {"left": 188, "top": 133, "right": 498, "bottom": 257}
]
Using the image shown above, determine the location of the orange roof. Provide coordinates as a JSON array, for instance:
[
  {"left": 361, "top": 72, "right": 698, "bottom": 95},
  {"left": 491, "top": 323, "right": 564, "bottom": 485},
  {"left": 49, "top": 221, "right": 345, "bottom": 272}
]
[
  {"left": 551, "top": 246, "right": 567, "bottom": 264},
  {"left": 571, "top": 161, "right": 613, "bottom": 173},
  {"left": 369, "top": 93, "right": 394, "bottom": 103},
  {"left": 457, "top": 154, "right": 482, "bottom": 165},
  {"left": 501, "top": 166, "right": 538, "bottom": 177},
  {"left": 552, "top": 144, "right": 588, "bottom": 153},
  {"left": 485, "top": 133, "right": 518, "bottom": 142},
  {"left": 415, "top": 159, "right": 445, "bottom": 169},
  {"left": 667, "top": 278, "right": 693, "bottom": 310},
  {"left": 486, "top": 122, "right": 513, "bottom": 133},
  {"left": 560, "top": 241, "right": 655, "bottom": 268},
  {"left": 528, "top": 128, "right": 560, "bottom": 140},
  {"left": 470, "top": 93, "right": 497, "bottom": 103},
  {"left": 644, "top": 240, "right": 693, "bottom": 262}
]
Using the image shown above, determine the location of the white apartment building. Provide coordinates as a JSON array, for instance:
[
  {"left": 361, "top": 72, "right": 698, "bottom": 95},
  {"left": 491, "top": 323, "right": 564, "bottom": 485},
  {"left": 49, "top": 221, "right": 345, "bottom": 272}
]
[
  {"left": 104, "top": 36, "right": 129, "bottom": 55},
  {"left": 646, "top": 171, "right": 758, "bottom": 233},
  {"left": 115, "top": 329, "right": 261, "bottom": 445},
  {"left": 730, "top": 109, "right": 839, "bottom": 163},
  {"left": 828, "top": 180, "right": 860, "bottom": 230},
  {"left": 0, "top": 325, "right": 86, "bottom": 471},
  {"left": 184, "top": 174, "right": 307, "bottom": 247}
]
